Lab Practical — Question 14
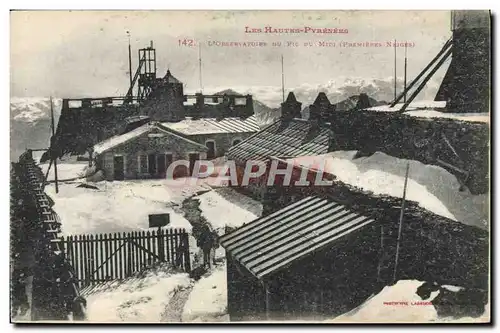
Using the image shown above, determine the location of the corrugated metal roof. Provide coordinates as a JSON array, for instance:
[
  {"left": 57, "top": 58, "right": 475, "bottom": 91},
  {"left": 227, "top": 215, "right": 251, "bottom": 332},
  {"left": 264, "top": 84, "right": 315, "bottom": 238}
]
[
  {"left": 219, "top": 196, "right": 376, "bottom": 280},
  {"left": 161, "top": 115, "right": 260, "bottom": 135},
  {"left": 227, "top": 118, "right": 333, "bottom": 162}
]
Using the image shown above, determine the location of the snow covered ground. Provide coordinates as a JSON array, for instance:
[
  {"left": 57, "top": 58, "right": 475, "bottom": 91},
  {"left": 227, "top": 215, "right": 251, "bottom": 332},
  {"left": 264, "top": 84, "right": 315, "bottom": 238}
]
[
  {"left": 329, "top": 280, "right": 490, "bottom": 323},
  {"left": 288, "top": 151, "right": 489, "bottom": 230},
  {"left": 197, "top": 190, "right": 259, "bottom": 230},
  {"left": 182, "top": 264, "right": 228, "bottom": 322},
  {"left": 45, "top": 179, "right": 196, "bottom": 235},
  {"left": 84, "top": 265, "right": 191, "bottom": 322},
  {"left": 40, "top": 161, "right": 89, "bottom": 181}
]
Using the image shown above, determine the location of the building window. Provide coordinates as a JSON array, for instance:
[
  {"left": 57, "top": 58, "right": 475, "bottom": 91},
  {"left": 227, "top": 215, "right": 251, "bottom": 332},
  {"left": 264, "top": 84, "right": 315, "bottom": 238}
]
[
  {"left": 138, "top": 154, "right": 148, "bottom": 174},
  {"left": 148, "top": 154, "right": 157, "bottom": 175},
  {"left": 232, "top": 138, "right": 242, "bottom": 146},
  {"left": 165, "top": 153, "right": 173, "bottom": 170},
  {"left": 206, "top": 140, "right": 216, "bottom": 159}
]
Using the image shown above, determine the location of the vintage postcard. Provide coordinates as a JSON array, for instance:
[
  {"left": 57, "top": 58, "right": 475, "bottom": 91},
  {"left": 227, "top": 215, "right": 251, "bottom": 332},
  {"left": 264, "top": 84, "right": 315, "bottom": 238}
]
[{"left": 10, "top": 10, "right": 490, "bottom": 323}]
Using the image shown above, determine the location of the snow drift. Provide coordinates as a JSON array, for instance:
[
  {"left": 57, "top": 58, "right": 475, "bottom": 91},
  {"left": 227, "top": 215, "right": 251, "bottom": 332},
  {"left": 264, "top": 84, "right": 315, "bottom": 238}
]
[{"left": 288, "top": 151, "right": 488, "bottom": 230}]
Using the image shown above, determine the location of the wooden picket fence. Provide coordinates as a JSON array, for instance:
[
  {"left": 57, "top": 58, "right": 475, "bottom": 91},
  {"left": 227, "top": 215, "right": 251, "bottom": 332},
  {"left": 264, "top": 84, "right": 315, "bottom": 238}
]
[{"left": 63, "top": 228, "right": 191, "bottom": 288}]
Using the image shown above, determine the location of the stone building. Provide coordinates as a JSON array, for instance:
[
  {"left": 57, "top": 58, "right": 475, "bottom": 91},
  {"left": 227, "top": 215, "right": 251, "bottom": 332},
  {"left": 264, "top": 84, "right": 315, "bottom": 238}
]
[
  {"left": 93, "top": 113, "right": 260, "bottom": 181},
  {"left": 93, "top": 122, "right": 208, "bottom": 181}
]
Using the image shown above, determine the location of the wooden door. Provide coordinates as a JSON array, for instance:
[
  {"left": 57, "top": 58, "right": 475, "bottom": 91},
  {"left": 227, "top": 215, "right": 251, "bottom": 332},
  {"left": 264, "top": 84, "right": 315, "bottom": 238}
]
[{"left": 113, "top": 156, "right": 125, "bottom": 180}]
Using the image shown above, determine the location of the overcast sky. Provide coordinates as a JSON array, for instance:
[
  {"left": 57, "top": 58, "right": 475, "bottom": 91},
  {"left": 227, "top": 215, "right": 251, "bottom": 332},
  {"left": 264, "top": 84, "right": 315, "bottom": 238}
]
[{"left": 10, "top": 10, "right": 451, "bottom": 98}]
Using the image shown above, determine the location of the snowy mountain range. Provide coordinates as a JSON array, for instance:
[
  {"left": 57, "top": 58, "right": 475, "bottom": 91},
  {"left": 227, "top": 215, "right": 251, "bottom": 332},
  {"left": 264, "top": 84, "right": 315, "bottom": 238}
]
[{"left": 10, "top": 77, "right": 441, "bottom": 161}]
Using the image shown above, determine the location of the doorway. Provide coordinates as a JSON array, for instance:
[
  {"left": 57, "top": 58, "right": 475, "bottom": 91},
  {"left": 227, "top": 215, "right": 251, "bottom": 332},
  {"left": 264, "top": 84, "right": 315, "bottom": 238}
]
[
  {"left": 206, "top": 141, "right": 216, "bottom": 159},
  {"left": 148, "top": 154, "right": 157, "bottom": 176},
  {"left": 113, "top": 156, "right": 125, "bottom": 180},
  {"left": 188, "top": 153, "right": 200, "bottom": 176},
  {"left": 157, "top": 154, "right": 166, "bottom": 178}
]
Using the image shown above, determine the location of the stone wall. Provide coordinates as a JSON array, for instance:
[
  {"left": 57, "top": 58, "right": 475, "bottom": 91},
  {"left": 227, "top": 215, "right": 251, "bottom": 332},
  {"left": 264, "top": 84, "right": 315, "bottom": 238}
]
[{"left": 97, "top": 127, "right": 207, "bottom": 180}]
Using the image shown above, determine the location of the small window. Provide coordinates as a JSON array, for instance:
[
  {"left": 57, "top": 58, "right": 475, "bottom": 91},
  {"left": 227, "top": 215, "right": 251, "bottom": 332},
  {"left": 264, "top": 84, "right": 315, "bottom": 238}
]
[
  {"left": 138, "top": 154, "right": 148, "bottom": 174},
  {"left": 206, "top": 141, "right": 216, "bottom": 159},
  {"left": 232, "top": 139, "right": 242, "bottom": 146}
]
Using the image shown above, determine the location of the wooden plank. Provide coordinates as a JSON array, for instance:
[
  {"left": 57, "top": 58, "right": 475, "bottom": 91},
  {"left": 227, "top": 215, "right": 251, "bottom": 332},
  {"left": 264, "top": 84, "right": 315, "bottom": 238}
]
[
  {"left": 120, "top": 232, "right": 128, "bottom": 279},
  {"left": 108, "top": 233, "right": 113, "bottom": 280},
  {"left": 183, "top": 232, "right": 191, "bottom": 272},
  {"left": 103, "top": 234, "right": 108, "bottom": 280},
  {"left": 135, "top": 231, "right": 140, "bottom": 273},
  {"left": 78, "top": 235, "right": 84, "bottom": 288},
  {"left": 152, "top": 229, "right": 157, "bottom": 265},
  {"left": 127, "top": 232, "right": 132, "bottom": 277},
  {"left": 166, "top": 228, "right": 172, "bottom": 263},
  {"left": 110, "top": 233, "right": 115, "bottom": 279},
  {"left": 99, "top": 234, "right": 105, "bottom": 280},
  {"left": 84, "top": 234, "right": 90, "bottom": 286},
  {"left": 146, "top": 231, "right": 152, "bottom": 267},
  {"left": 173, "top": 228, "right": 179, "bottom": 267},
  {"left": 90, "top": 234, "right": 95, "bottom": 283},
  {"left": 141, "top": 231, "right": 147, "bottom": 269}
]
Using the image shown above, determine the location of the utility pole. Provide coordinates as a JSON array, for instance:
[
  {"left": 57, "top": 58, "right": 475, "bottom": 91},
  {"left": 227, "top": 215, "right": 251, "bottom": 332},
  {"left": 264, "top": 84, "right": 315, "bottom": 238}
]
[
  {"left": 50, "top": 97, "right": 59, "bottom": 194},
  {"left": 393, "top": 162, "right": 410, "bottom": 283},
  {"left": 281, "top": 55, "right": 285, "bottom": 103},
  {"left": 403, "top": 43, "right": 408, "bottom": 104}
]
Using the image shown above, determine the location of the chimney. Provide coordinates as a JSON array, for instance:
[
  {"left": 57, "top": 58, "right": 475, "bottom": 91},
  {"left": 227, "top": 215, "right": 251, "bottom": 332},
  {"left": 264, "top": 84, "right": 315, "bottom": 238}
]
[
  {"left": 244, "top": 94, "right": 254, "bottom": 118},
  {"left": 193, "top": 93, "right": 204, "bottom": 119},
  {"left": 309, "top": 92, "right": 332, "bottom": 122},
  {"left": 355, "top": 93, "right": 371, "bottom": 110},
  {"left": 62, "top": 99, "right": 69, "bottom": 110},
  {"left": 281, "top": 92, "right": 302, "bottom": 120}
]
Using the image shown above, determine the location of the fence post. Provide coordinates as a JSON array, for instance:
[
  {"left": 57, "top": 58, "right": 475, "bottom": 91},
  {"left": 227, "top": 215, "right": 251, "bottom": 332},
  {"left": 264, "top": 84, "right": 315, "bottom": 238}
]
[
  {"left": 157, "top": 227, "right": 165, "bottom": 262},
  {"left": 183, "top": 231, "right": 191, "bottom": 272}
]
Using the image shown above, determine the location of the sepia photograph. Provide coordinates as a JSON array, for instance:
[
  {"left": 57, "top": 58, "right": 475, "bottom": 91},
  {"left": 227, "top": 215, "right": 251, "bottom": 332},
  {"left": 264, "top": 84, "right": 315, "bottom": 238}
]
[{"left": 9, "top": 9, "right": 490, "bottom": 323}]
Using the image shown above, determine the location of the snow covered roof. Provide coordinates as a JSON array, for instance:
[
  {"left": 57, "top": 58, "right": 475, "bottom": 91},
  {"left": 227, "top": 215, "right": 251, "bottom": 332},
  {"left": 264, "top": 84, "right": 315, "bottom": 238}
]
[
  {"left": 93, "top": 122, "right": 208, "bottom": 155},
  {"left": 161, "top": 115, "right": 260, "bottom": 135},
  {"left": 365, "top": 101, "right": 489, "bottom": 123},
  {"left": 219, "top": 195, "right": 375, "bottom": 279},
  {"left": 227, "top": 118, "right": 333, "bottom": 162},
  {"left": 93, "top": 124, "right": 152, "bottom": 155}
]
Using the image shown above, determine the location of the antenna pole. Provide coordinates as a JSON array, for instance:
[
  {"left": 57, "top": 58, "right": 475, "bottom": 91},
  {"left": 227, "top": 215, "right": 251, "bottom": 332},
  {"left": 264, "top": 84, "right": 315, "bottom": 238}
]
[
  {"left": 50, "top": 96, "right": 59, "bottom": 194},
  {"left": 127, "top": 31, "right": 133, "bottom": 91},
  {"left": 281, "top": 55, "right": 285, "bottom": 103},
  {"left": 198, "top": 43, "right": 203, "bottom": 93},
  {"left": 394, "top": 39, "right": 397, "bottom": 102},
  {"left": 393, "top": 162, "right": 410, "bottom": 283},
  {"left": 404, "top": 43, "right": 408, "bottom": 104}
]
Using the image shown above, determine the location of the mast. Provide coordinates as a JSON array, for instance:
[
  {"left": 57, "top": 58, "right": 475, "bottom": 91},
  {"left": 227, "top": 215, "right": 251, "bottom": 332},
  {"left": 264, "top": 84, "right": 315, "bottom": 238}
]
[
  {"left": 281, "top": 55, "right": 285, "bottom": 103},
  {"left": 403, "top": 43, "right": 408, "bottom": 104},
  {"left": 50, "top": 96, "right": 59, "bottom": 194},
  {"left": 393, "top": 162, "right": 410, "bottom": 283},
  {"left": 127, "top": 31, "right": 133, "bottom": 92},
  {"left": 198, "top": 43, "right": 203, "bottom": 93}
]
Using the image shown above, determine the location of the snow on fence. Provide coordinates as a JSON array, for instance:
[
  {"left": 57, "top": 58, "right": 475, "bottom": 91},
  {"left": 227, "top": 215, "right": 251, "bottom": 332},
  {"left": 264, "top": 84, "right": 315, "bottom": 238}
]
[{"left": 63, "top": 229, "right": 191, "bottom": 288}]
